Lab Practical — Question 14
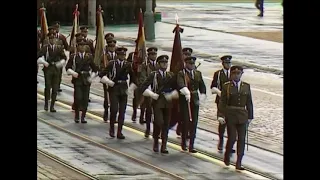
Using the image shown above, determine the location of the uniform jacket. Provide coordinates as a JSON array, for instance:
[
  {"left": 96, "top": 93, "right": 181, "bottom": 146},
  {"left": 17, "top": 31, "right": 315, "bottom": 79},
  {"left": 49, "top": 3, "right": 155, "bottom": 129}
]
[
  {"left": 65, "top": 52, "right": 98, "bottom": 86},
  {"left": 140, "top": 70, "right": 175, "bottom": 109},
  {"left": 37, "top": 44, "right": 67, "bottom": 72},
  {"left": 218, "top": 81, "right": 254, "bottom": 124},
  {"left": 100, "top": 59, "right": 134, "bottom": 95},
  {"left": 210, "top": 69, "right": 229, "bottom": 104},
  {"left": 177, "top": 69, "right": 206, "bottom": 105}
]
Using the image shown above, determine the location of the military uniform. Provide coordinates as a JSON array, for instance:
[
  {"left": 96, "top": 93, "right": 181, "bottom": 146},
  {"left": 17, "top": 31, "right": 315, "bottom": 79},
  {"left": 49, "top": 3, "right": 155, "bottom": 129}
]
[
  {"left": 100, "top": 39, "right": 118, "bottom": 122},
  {"left": 37, "top": 32, "right": 67, "bottom": 112},
  {"left": 169, "top": 47, "right": 193, "bottom": 136},
  {"left": 41, "top": 27, "right": 59, "bottom": 46},
  {"left": 177, "top": 56, "right": 206, "bottom": 153},
  {"left": 80, "top": 26, "right": 95, "bottom": 54},
  {"left": 53, "top": 21, "right": 69, "bottom": 51},
  {"left": 139, "top": 55, "right": 176, "bottom": 154},
  {"left": 135, "top": 47, "right": 158, "bottom": 137},
  {"left": 210, "top": 55, "right": 235, "bottom": 153},
  {"left": 218, "top": 66, "right": 253, "bottom": 170},
  {"left": 65, "top": 41, "right": 98, "bottom": 123},
  {"left": 99, "top": 47, "right": 134, "bottom": 139}
]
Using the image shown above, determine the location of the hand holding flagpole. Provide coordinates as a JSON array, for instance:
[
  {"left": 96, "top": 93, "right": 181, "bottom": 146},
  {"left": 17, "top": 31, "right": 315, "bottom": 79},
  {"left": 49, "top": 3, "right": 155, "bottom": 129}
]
[{"left": 175, "top": 14, "right": 179, "bottom": 25}]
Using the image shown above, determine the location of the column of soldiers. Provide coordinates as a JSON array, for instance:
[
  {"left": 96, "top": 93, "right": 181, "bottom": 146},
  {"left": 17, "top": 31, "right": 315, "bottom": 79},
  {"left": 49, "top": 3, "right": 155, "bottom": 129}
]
[{"left": 37, "top": 24, "right": 254, "bottom": 169}]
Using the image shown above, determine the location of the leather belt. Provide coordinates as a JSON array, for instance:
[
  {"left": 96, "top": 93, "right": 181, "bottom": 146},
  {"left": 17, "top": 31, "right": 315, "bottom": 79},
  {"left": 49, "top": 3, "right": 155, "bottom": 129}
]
[
  {"left": 116, "top": 80, "right": 127, "bottom": 83},
  {"left": 227, "top": 106, "right": 246, "bottom": 110}
]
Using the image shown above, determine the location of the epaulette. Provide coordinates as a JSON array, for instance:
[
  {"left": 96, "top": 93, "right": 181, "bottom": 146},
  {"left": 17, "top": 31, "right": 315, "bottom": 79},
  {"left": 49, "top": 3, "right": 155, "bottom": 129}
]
[
  {"left": 223, "top": 81, "right": 231, "bottom": 85},
  {"left": 109, "top": 60, "right": 116, "bottom": 63}
]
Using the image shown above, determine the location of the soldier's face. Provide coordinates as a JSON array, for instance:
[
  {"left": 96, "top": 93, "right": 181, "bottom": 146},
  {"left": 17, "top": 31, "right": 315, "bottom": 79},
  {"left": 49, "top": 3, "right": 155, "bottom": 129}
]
[
  {"left": 49, "top": 37, "right": 55, "bottom": 44},
  {"left": 186, "top": 62, "right": 195, "bottom": 70},
  {"left": 78, "top": 45, "right": 85, "bottom": 52},
  {"left": 81, "top": 31, "right": 88, "bottom": 37},
  {"left": 108, "top": 46, "right": 116, "bottom": 52},
  {"left": 231, "top": 71, "right": 242, "bottom": 82},
  {"left": 118, "top": 54, "right": 126, "bottom": 61},
  {"left": 148, "top": 53, "right": 157, "bottom": 61},
  {"left": 222, "top": 62, "right": 231, "bottom": 70},
  {"left": 182, "top": 54, "right": 190, "bottom": 61},
  {"left": 159, "top": 62, "right": 168, "bottom": 70}
]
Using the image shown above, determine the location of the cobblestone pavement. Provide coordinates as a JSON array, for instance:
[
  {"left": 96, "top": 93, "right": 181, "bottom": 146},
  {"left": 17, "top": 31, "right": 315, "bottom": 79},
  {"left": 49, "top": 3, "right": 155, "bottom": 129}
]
[{"left": 37, "top": 152, "right": 90, "bottom": 180}]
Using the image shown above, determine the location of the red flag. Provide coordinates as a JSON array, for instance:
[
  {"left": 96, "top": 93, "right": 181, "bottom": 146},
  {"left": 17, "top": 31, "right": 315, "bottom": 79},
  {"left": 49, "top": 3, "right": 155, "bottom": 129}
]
[
  {"left": 69, "top": 4, "right": 80, "bottom": 49},
  {"left": 133, "top": 9, "right": 147, "bottom": 74},
  {"left": 39, "top": 4, "right": 48, "bottom": 43},
  {"left": 169, "top": 16, "right": 184, "bottom": 129}
]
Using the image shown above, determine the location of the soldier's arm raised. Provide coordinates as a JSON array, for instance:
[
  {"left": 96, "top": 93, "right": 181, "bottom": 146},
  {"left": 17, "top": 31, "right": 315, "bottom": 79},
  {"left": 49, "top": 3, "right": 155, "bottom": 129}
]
[
  {"left": 218, "top": 83, "right": 228, "bottom": 117},
  {"left": 246, "top": 84, "right": 254, "bottom": 120},
  {"left": 198, "top": 71, "right": 207, "bottom": 94}
]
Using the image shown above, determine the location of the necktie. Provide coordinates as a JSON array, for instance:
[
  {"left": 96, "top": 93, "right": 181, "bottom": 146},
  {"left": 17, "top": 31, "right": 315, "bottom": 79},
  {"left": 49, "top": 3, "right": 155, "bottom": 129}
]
[
  {"left": 163, "top": 72, "right": 166, "bottom": 78},
  {"left": 226, "top": 71, "right": 229, "bottom": 79},
  {"left": 235, "top": 82, "right": 238, "bottom": 92},
  {"left": 189, "top": 71, "right": 193, "bottom": 79}
]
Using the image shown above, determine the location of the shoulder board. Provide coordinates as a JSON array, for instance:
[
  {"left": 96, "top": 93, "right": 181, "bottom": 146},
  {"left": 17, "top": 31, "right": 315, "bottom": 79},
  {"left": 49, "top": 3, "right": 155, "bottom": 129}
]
[
  {"left": 223, "top": 81, "right": 231, "bottom": 85},
  {"left": 109, "top": 60, "right": 116, "bottom": 63}
]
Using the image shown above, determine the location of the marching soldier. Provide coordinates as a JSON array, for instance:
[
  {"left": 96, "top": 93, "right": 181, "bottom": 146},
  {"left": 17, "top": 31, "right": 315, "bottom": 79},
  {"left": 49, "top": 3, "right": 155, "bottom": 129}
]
[
  {"left": 218, "top": 65, "right": 254, "bottom": 171},
  {"left": 65, "top": 40, "right": 99, "bottom": 123},
  {"left": 136, "top": 47, "right": 158, "bottom": 137},
  {"left": 139, "top": 55, "right": 178, "bottom": 153},
  {"left": 80, "top": 26, "right": 95, "bottom": 54},
  {"left": 177, "top": 56, "right": 206, "bottom": 153},
  {"left": 52, "top": 21, "right": 69, "bottom": 50},
  {"left": 52, "top": 21, "right": 69, "bottom": 93},
  {"left": 37, "top": 32, "right": 67, "bottom": 112},
  {"left": 99, "top": 47, "right": 135, "bottom": 139},
  {"left": 100, "top": 38, "right": 118, "bottom": 122},
  {"left": 169, "top": 47, "right": 193, "bottom": 136},
  {"left": 255, "top": 0, "right": 264, "bottom": 17},
  {"left": 41, "top": 27, "right": 58, "bottom": 46},
  {"left": 105, "top": 33, "right": 115, "bottom": 43},
  {"left": 211, "top": 55, "right": 235, "bottom": 154}
]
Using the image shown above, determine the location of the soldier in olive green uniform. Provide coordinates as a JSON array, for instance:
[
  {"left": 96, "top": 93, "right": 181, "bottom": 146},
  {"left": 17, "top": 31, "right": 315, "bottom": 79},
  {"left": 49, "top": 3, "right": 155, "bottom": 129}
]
[
  {"left": 218, "top": 65, "right": 254, "bottom": 171},
  {"left": 139, "top": 55, "right": 178, "bottom": 154},
  {"left": 100, "top": 39, "right": 118, "bottom": 122},
  {"left": 177, "top": 56, "right": 206, "bottom": 153},
  {"left": 65, "top": 41, "right": 99, "bottom": 123},
  {"left": 210, "top": 55, "right": 235, "bottom": 154},
  {"left": 169, "top": 47, "right": 193, "bottom": 136},
  {"left": 99, "top": 47, "right": 135, "bottom": 139},
  {"left": 135, "top": 47, "right": 158, "bottom": 137},
  {"left": 80, "top": 26, "right": 95, "bottom": 54},
  {"left": 37, "top": 32, "right": 67, "bottom": 112}
]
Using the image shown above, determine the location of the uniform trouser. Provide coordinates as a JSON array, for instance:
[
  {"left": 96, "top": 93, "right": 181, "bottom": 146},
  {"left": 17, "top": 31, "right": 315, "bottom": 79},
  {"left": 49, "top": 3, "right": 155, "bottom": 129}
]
[
  {"left": 74, "top": 84, "right": 90, "bottom": 115},
  {"left": 143, "top": 97, "right": 153, "bottom": 132},
  {"left": 44, "top": 68, "right": 60, "bottom": 107},
  {"left": 217, "top": 104, "right": 227, "bottom": 145},
  {"left": 58, "top": 68, "right": 63, "bottom": 90},
  {"left": 181, "top": 101, "right": 199, "bottom": 149},
  {"left": 109, "top": 91, "right": 127, "bottom": 131},
  {"left": 255, "top": 0, "right": 264, "bottom": 13},
  {"left": 225, "top": 121, "right": 247, "bottom": 164},
  {"left": 153, "top": 107, "right": 171, "bottom": 147},
  {"left": 103, "top": 84, "right": 109, "bottom": 120}
]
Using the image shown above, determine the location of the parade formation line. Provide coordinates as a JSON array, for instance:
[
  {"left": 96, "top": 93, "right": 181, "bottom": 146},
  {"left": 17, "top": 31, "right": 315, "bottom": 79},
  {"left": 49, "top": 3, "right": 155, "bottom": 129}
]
[{"left": 37, "top": 93, "right": 272, "bottom": 180}]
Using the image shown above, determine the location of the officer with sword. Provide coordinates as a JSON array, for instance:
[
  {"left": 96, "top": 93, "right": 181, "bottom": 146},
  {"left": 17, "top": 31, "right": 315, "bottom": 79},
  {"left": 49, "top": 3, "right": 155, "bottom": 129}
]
[{"left": 218, "top": 65, "right": 254, "bottom": 171}]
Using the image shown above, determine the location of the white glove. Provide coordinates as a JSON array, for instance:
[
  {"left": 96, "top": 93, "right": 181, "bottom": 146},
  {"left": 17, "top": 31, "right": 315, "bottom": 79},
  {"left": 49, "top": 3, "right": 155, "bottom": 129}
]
[
  {"left": 66, "top": 69, "right": 78, "bottom": 78},
  {"left": 37, "top": 56, "right": 49, "bottom": 67},
  {"left": 55, "top": 59, "right": 66, "bottom": 68},
  {"left": 217, "top": 117, "right": 226, "bottom": 125},
  {"left": 211, "top": 87, "right": 221, "bottom": 96},
  {"left": 185, "top": 94, "right": 191, "bottom": 102},
  {"left": 100, "top": 76, "right": 115, "bottom": 87},
  {"left": 164, "top": 90, "right": 179, "bottom": 101},
  {"left": 200, "top": 93, "right": 207, "bottom": 102},
  {"left": 151, "top": 93, "right": 159, "bottom": 100},
  {"left": 128, "top": 83, "right": 137, "bottom": 92},
  {"left": 142, "top": 89, "right": 159, "bottom": 100}
]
